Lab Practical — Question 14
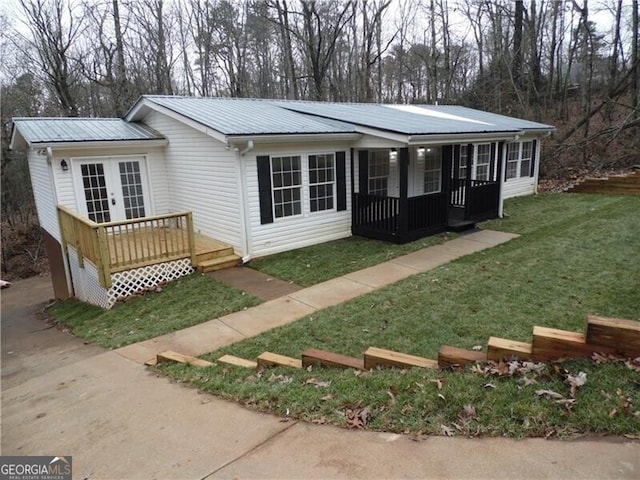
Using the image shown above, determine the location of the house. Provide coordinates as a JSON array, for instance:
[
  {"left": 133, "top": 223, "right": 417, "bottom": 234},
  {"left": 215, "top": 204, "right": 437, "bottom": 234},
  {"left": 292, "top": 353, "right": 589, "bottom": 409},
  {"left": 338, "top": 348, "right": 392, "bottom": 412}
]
[{"left": 10, "top": 97, "right": 554, "bottom": 308}]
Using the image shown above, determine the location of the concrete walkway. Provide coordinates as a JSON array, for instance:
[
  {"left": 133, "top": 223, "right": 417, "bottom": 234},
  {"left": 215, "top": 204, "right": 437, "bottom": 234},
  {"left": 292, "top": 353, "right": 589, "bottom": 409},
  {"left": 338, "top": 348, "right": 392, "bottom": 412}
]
[
  {"left": 116, "top": 229, "right": 519, "bottom": 364},
  {"left": 2, "top": 274, "right": 638, "bottom": 479},
  {"left": 209, "top": 266, "right": 302, "bottom": 301}
]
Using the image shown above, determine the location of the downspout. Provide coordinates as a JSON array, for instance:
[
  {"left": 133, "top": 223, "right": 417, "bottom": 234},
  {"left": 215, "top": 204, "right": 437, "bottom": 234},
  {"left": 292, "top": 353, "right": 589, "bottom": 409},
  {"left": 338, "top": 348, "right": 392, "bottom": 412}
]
[
  {"left": 498, "top": 141, "right": 507, "bottom": 218},
  {"left": 236, "top": 140, "right": 254, "bottom": 263}
]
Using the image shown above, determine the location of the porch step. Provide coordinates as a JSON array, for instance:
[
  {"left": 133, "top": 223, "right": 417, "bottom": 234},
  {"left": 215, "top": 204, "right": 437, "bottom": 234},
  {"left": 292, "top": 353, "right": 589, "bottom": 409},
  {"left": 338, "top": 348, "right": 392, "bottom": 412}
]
[
  {"left": 447, "top": 220, "right": 476, "bottom": 232},
  {"left": 197, "top": 254, "right": 242, "bottom": 273}
]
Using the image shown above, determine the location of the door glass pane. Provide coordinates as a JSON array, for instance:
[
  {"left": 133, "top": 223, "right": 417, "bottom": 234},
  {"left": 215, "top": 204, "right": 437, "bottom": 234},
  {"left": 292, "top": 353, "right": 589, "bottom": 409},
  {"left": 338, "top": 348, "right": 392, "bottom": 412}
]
[
  {"left": 81, "top": 163, "right": 111, "bottom": 223},
  {"left": 119, "top": 161, "right": 145, "bottom": 219}
]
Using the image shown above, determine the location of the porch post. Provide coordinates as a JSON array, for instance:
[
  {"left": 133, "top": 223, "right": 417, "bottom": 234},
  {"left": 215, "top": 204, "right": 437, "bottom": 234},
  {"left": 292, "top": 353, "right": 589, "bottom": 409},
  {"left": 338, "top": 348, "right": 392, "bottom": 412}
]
[
  {"left": 465, "top": 143, "right": 474, "bottom": 219},
  {"left": 399, "top": 147, "right": 409, "bottom": 236}
]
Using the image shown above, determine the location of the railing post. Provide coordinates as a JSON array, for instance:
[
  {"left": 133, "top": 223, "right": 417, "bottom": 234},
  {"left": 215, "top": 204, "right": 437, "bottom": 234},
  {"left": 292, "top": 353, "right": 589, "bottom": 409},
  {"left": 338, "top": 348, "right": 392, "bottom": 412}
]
[
  {"left": 398, "top": 147, "right": 409, "bottom": 237},
  {"left": 186, "top": 212, "right": 197, "bottom": 266},
  {"left": 96, "top": 224, "right": 112, "bottom": 288}
]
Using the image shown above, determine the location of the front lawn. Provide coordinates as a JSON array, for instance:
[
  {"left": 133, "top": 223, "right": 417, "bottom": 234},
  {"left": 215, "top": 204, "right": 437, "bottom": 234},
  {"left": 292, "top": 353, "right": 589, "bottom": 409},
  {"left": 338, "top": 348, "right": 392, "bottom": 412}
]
[
  {"left": 160, "top": 193, "right": 640, "bottom": 437},
  {"left": 248, "top": 231, "right": 456, "bottom": 287},
  {"left": 47, "top": 273, "right": 261, "bottom": 349}
]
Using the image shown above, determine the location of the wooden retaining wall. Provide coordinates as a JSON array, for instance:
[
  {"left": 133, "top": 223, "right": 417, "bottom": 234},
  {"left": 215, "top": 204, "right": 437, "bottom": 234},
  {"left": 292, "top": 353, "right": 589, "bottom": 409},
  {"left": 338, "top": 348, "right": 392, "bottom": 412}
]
[
  {"left": 154, "top": 315, "right": 639, "bottom": 372},
  {"left": 568, "top": 171, "right": 640, "bottom": 195}
]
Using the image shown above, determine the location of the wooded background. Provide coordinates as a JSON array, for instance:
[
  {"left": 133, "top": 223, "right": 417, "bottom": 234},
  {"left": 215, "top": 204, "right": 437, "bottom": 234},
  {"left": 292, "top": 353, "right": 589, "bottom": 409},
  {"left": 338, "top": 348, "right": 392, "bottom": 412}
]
[{"left": 0, "top": 0, "right": 639, "bottom": 278}]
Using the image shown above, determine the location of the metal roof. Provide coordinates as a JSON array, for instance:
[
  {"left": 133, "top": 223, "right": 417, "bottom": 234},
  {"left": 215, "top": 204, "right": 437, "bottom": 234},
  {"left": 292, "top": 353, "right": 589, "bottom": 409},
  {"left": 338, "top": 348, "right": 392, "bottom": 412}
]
[
  {"left": 271, "top": 101, "right": 554, "bottom": 135},
  {"left": 141, "top": 96, "right": 357, "bottom": 135},
  {"left": 12, "top": 118, "right": 164, "bottom": 145}
]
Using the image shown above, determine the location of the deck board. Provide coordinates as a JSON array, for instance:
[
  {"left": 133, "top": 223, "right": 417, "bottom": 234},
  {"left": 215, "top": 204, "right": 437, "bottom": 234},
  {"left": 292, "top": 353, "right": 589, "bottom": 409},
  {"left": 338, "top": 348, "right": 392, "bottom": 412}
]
[{"left": 106, "top": 227, "right": 231, "bottom": 270}]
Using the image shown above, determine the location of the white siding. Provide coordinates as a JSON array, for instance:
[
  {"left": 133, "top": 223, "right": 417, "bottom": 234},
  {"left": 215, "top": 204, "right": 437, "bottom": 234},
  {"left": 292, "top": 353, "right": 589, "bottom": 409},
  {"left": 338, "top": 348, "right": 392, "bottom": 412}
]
[
  {"left": 502, "top": 136, "right": 541, "bottom": 199},
  {"left": 27, "top": 150, "right": 61, "bottom": 241},
  {"left": 51, "top": 145, "right": 169, "bottom": 216},
  {"left": 143, "top": 111, "right": 243, "bottom": 253},
  {"left": 246, "top": 142, "right": 353, "bottom": 258}
]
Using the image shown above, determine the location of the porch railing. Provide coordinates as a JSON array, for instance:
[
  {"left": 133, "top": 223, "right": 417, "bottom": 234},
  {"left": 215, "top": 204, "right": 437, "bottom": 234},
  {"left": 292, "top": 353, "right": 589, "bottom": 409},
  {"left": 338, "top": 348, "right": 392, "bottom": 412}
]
[
  {"left": 352, "top": 193, "right": 399, "bottom": 235},
  {"left": 58, "top": 206, "right": 196, "bottom": 288},
  {"left": 466, "top": 181, "right": 500, "bottom": 220}
]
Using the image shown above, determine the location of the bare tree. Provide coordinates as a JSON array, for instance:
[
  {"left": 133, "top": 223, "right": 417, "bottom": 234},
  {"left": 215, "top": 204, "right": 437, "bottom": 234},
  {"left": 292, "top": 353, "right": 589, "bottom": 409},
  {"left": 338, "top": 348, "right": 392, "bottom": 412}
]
[{"left": 17, "top": 0, "right": 84, "bottom": 116}]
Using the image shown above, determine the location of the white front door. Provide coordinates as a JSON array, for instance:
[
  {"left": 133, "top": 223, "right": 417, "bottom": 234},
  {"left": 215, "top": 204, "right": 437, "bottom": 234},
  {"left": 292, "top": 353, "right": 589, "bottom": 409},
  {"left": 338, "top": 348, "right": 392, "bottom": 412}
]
[{"left": 73, "top": 156, "right": 149, "bottom": 223}]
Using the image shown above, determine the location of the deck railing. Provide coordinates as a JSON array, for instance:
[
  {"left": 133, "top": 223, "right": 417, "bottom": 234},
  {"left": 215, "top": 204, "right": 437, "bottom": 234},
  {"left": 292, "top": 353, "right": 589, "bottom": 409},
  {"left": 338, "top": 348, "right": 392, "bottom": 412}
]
[{"left": 58, "top": 206, "right": 196, "bottom": 287}]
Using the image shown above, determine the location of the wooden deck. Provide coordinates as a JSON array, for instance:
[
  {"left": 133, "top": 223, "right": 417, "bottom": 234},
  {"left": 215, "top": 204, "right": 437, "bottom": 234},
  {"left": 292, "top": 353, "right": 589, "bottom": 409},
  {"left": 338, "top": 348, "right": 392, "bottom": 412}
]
[
  {"left": 106, "top": 228, "right": 239, "bottom": 272},
  {"left": 58, "top": 206, "right": 241, "bottom": 288}
]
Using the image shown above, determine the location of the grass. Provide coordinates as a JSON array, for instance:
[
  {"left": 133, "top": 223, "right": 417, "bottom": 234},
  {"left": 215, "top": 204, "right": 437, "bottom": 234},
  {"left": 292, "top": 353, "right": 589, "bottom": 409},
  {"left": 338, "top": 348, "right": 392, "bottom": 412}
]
[
  {"left": 248, "top": 231, "right": 456, "bottom": 286},
  {"left": 47, "top": 273, "right": 261, "bottom": 349},
  {"left": 159, "top": 193, "right": 640, "bottom": 437}
]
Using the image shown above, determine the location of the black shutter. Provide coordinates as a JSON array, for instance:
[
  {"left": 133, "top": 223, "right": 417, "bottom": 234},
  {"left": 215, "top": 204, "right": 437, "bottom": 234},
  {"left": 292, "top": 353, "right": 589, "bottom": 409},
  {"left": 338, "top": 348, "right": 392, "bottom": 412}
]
[
  {"left": 336, "top": 151, "right": 347, "bottom": 211},
  {"left": 497, "top": 141, "right": 505, "bottom": 182},
  {"left": 358, "top": 150, "right": 369, "bottom": 194},
  {"left": 257, "top": 155, "right": 273, "bottom": 225},
  {"left": 530, "top": 139, "right": 537, "bottom": 177}
]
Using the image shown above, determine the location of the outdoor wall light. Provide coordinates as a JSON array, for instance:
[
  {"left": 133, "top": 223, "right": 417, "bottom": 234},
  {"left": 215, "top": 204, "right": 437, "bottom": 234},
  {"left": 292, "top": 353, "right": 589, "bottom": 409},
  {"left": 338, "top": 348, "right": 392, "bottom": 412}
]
[
  {"left": 417, "top": 147, "right": 425, "bottom": 157},
  {"left": 60, "top": 159, "right": 69, "bottom": 171}
]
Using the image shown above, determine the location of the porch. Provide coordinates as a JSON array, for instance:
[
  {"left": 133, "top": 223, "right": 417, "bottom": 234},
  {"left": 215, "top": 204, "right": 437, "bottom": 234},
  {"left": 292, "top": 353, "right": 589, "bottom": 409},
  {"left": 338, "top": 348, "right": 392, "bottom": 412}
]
[
  {"left": 58, "top": 206, "right": 241, "bottom": 289},
  {"left": 352, "top": 145, "right": 501, "bottom": 244}
]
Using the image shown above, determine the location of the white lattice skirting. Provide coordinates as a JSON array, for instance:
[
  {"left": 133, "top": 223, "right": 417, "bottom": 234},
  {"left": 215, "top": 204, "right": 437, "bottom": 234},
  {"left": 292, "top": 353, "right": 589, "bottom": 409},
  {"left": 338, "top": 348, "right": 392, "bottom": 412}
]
[
  {"left": 68, "top": 247, "right": 194, "bottom": 309},
  {"left": 107, "top": 259, "right": 194, "bottom": 307}
]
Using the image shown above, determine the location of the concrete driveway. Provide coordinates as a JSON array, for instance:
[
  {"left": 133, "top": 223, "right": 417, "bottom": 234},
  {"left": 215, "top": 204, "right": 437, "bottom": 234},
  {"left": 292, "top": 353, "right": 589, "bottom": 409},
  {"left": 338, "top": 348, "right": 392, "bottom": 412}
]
[{"left": 1, "top": 276, "right": 638, "bottom": 479}]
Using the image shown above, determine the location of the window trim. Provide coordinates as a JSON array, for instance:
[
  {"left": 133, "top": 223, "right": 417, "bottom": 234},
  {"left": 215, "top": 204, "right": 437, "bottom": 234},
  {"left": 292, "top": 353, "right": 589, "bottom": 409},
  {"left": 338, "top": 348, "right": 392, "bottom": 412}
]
[
  {"left": 308, "top": 153, "right": 336, "bottom": 213},
  {"left": 270, "top": 154, "right": 303, "bottom": 219},
  {"left": 505, "top": 140, "right": 534, "bottom": 181},
  {"left": 368, "top": 150, "right": 390, "bottom": 196},
  {"left": 473, "top": 143, "right": 492, "bottom": 181},
  {"left": 423, "top": 147, "right": 442, "bottom": 194}
]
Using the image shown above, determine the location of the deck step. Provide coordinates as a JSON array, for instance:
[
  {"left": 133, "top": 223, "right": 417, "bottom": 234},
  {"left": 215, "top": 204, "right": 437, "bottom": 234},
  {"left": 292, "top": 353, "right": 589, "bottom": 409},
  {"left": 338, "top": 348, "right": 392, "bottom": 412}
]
[
  {"left": 197, "top": 254, "right": 242, "bottom": 273},
  {"left": 196, "top": 246, "right": 236, "bottom": 263},
  {"left": 301, "top": 348, "right": 365, "bottom": 370},
  {"left": 586, "top": 316, "right": 640, "bottom": 355},
  {"left": 438, "top": 345, "right": 487, "bottom": 367},
  {"left": 364, "top": 347, "right": 438, "bottom": 370},
  {"left": 156, "top": 350, "right": 213, "bottom": 367},
  {"left": 487, "top": 337, "right": 533, "bottom": 361},
  {"left": 217, "top": 354, "right": 257, "bottom": 368},
  {"left": 257, "top": 352, "right": 303, "bottom": 369}
]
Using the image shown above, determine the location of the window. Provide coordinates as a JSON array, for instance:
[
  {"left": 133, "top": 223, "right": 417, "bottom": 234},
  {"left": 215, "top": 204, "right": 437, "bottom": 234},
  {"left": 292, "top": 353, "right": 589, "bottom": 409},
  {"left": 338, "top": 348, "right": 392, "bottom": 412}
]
[
  {"left": 119, "top": 161, "right": 146, "bottom": 219},
  {"left": 520, "top": 141, "right": 533, "bottom": 177},
  {"left": 459, "top": 146, "right": 469, "bottom": 179},
  {"left": 271, "top": 155, "right": 302, "bottom": 218},
  {"left": 505, "top": 141, "right": 534, "bottom": 180},
  {"left": 369, "top": 151, "right": 389, "bottom": 196},
  {"left": 475, "top": 144, "right": 491, "bottom": 181},
  {"left": 423, "top": 148, "right": 442, "bottom": 194},
  {"left": 506, "top": 143, "right": 520, "bottom": 180},
  {"left": 81, "top": 163, "right": 111, "bottom": 223},
  {"left": 309, "top": 153, "right": 335, "bottom": 212}
]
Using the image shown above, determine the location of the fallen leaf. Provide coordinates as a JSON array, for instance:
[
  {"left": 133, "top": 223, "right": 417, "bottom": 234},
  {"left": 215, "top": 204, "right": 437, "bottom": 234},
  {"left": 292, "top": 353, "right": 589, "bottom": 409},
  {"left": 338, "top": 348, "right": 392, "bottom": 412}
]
[
  {"left": 462, "top": 404, "right": 477, "bottom": 419},
  {"left": 535, "top": 389, "right": 565, "bottom": 400},
  {"left": 320, "top": 394, "right": 334, "bottom": 401},
  {"left": 438, "top": 393, "right": 446, "bottom": 401},
  {"left": 440, "top": 424, "right": 454, "bottom": 436},
  {"left": 387, "top": 388, "right": 397, "bottom": 405},
  {"left": 304, "top": 377, "right": 331, "bottom": 388},
  {"left": 566, "top": 371, "right": 587, "bottom": 397},
  {"left": 484, "top": 383, "right": 497, "bottom": 389},
  {"left": 520, "top": 376, "right": 538, "bottom": 386},
  {"left": 346, "top": 407, "right": 371, "bottom": 429},
  {"left": 609, "top": 408, "right": 618, "bottom": 418},
  {"left": 626, "top": 358, "right": 640, "bottom": 373},
  {"left": 268, "top": 373, "right": 293, "bottom": 384},
  {"left": 472, "top": 345, "right": 483, "bottom": 351},
  {"left": 430, "top": 378, "right": 444, "bottom": 390}
]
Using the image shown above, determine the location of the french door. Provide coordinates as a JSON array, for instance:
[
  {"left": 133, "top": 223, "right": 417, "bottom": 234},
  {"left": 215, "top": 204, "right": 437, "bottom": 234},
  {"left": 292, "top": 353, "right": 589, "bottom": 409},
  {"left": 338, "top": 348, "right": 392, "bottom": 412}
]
[{"left": 73, "top": 156, "right": 149, "bottom": 223}]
